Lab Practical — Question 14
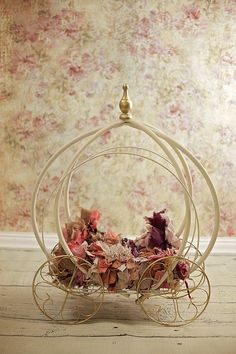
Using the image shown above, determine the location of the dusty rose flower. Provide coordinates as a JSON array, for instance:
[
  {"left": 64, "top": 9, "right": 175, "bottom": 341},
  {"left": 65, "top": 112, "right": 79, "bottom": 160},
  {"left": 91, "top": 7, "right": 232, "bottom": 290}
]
[
  {"left": 72, "top": 229, "right": 89, "bottom": 244},
  {"left": 103, "top": 270, "right": 118, "bottom": 292},
  {"left": 126, "top": 258, "right": 136, "bottom": 270},
  {"left": 88, "top": 242, "right": 105, "bottom": 257},
  {"left": 104, "top": 230, "right": 120, "bottom": 245},
  {"left": 129, "top": 267, "right": 140, "bottom": 281},
  {"left": 65, "top": 219, "right": 86, "bottom": 240},
  {"left": 67, "top": 240, "right": 87, "bottom": 259},
  {"left": 89, "top": 209, "right": 101, "bottom": 229},
  {"left": 98, "top": 258, "right": 111, "bottom": 273},
  {"left": 107, "top": 271, "right": 117, "bottom": 285},
  {"left": 111, "top": 260, "right": 122, "bottom": 269}
]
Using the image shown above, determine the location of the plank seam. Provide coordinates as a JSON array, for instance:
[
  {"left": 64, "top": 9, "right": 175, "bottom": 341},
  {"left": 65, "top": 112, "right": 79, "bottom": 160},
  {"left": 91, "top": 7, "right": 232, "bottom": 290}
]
[{"left": 0, "top": 334, "right": 236, "bottom": 338}]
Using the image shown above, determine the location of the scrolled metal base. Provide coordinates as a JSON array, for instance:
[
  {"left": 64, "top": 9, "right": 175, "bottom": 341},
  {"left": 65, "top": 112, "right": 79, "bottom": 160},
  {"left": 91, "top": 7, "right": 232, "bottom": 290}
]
[
  {"left": 32, "top": 255, "right": 104, "bottom": 324},
  {"left": 136, "top": 256, "right": 210, "bottom": 326},
  {"left": 32, "top": 254, "right": 210, "bottom": 326}
]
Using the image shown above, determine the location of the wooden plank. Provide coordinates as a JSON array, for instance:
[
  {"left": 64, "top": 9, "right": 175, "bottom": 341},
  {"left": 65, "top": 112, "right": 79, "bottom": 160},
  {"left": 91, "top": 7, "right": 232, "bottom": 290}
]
[
  {"left": 0, "top": 285, "right": 236, "bottom": 320},
  {"left": 0, "top": 337, "right": 236, "bottom": 354},
  {"left": 0, "top": 315, "right": 236, "bottom": 337}
]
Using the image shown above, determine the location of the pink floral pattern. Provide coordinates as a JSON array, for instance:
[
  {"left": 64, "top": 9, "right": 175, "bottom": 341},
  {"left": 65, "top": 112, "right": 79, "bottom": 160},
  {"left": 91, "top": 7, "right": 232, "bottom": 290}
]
[{"left": 0, "top": 0, "right": 235, "bottom": 236}]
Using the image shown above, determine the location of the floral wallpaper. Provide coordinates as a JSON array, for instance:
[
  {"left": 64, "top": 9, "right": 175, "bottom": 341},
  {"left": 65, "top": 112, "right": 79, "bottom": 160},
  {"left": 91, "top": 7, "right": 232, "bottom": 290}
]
[{"left": 0, "top": 0, "right": 235, "bottom": 237}]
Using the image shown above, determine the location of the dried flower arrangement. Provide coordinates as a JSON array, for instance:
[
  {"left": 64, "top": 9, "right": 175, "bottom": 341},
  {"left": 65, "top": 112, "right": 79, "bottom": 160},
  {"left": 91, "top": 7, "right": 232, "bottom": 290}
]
[{"left": 52, "top": 208, "right": 190, "bottom": 292}]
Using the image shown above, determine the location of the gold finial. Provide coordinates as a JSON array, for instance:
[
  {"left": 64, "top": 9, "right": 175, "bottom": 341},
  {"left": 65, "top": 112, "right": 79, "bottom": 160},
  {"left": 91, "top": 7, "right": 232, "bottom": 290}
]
[{"left": 119, "top": 84, "right": 132, "bottom": 121}]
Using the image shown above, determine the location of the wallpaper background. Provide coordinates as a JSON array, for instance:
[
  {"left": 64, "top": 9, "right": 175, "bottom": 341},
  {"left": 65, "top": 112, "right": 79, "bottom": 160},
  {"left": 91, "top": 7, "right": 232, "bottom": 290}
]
[{"left": 0, "top": 0, "right": 235, "bottom": 237}]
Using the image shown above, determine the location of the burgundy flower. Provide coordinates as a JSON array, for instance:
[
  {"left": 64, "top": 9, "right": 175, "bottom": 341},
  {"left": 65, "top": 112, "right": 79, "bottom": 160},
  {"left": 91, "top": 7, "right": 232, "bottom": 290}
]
[
  {"left": 127, "top": 239, "right": 139, "bottom": 257},
  {"left": 145, "top": 210, "right": 167, "bottom": 229},
  {"left": 145, "top": 210, "right": 169, "bottom": 250},
  {"left": 175, "top": 260, "right": 190, "bottom": 280}
]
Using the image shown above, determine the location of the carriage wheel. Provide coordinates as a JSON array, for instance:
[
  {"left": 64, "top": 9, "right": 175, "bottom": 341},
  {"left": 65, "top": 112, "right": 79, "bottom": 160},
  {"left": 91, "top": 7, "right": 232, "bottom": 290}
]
[
  {"left": 32, "top": 255, "right": 104, "bottom": 324},
  {"left": 136, "top": 255, "right": 210, "bottom": 326}
]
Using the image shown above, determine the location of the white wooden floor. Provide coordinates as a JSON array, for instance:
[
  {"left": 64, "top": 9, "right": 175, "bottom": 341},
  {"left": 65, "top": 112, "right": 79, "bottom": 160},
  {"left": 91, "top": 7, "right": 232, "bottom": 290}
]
[{"left": 0, "top": 249, "right": 236, "bottom": 354}]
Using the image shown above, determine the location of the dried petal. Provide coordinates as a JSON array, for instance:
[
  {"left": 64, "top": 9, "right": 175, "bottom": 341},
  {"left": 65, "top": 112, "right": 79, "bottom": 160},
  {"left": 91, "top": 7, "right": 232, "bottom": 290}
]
[
  {"left": 126, "top": 258, "right": 136, "bottom": 269},
  {"left": 108, "top": 271, "right": 117, "bottom": 285},
  {"left": 98, "top": 258, "right": 111, "bottom": 273},
  {"left": 81, "top": 208, "right": 92, "bottom": 224},
  {"left": 112, "top": 260, "right": 122, "bottom": 269}
]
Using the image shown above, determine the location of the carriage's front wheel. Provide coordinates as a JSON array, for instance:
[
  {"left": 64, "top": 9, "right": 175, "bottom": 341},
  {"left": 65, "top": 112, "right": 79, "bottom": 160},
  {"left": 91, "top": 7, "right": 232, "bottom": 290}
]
[
  {"left": 32, "top": 255, "right": 104, "bottom": 324},
  {"left": 136, "top": 255, "right": 210, "bottom": 326}
]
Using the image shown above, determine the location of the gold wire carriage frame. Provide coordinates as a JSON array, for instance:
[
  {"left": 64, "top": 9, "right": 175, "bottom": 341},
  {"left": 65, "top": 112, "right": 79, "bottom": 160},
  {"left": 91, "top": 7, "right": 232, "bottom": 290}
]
[{"left": 31, "top": 85, "right": 220, "bottom": 326}]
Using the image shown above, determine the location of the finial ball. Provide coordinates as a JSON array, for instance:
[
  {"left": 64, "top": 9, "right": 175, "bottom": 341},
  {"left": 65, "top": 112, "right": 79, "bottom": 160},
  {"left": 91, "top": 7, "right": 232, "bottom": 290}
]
[{"left": 119, "top": 84, "right": 132, "bottom": 120}]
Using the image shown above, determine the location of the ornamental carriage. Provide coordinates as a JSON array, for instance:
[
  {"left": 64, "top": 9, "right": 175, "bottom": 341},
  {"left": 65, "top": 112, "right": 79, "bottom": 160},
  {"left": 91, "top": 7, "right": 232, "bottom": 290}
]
[{"left": 32, "top": 85, "right": 219, "bottom": 326}]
